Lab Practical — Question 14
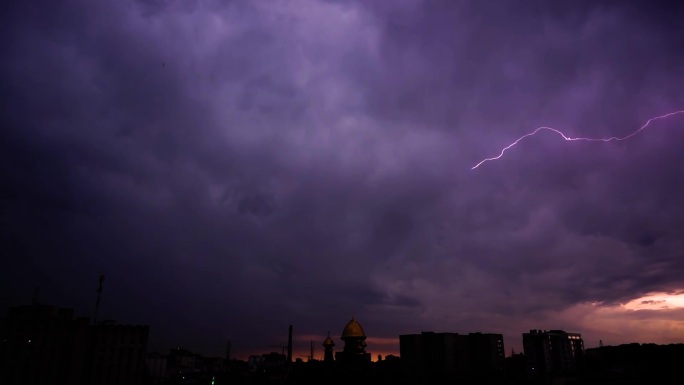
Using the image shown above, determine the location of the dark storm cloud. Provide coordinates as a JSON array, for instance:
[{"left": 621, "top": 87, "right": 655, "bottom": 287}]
[{"left": 2, "top": 0, "right": 684, "bottom": 357}]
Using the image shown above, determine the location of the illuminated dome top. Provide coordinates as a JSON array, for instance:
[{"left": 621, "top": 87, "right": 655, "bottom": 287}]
[{"left": 341, "top": 317, "right": 366, "bottom": 339}]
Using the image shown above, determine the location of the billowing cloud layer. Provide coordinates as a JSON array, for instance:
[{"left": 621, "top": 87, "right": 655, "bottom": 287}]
[{"left": 2, "top": 0, "right": 684, "bottom": 358}]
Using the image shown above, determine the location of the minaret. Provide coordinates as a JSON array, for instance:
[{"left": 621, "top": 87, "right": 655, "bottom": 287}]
[{"left": 323, "top": 332, "right": 335, "bottom": 364}]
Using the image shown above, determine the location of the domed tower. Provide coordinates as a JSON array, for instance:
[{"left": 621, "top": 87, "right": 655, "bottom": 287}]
[
  {"left": 322, "top": 332, "right": 335, "bottom": 364},
  {"left": 335, "top": 316, "right": 371, "bottom": 366}
]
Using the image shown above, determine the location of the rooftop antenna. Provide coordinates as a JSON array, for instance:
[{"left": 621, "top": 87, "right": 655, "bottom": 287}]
[
  {"left": 32, "top": 286, "right": 40, "bottom": 306},
  {"left": 269, "top": 344, "right": 287, "bottom": 355},
  {"left": 287, "top": 325, "right": 293, "bottom": 364},
  {"left": 93, "top": 273, "right": 105, "bottom": 325}
]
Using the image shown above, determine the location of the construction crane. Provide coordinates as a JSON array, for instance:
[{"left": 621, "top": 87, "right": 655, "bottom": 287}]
[{"left": 297, "top": 341, "right": 315, "bottom": 361}]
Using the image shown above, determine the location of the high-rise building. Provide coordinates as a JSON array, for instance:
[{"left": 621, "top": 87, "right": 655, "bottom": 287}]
[
  {"left": 0, "top": 304, "right": 90, "bottom": 385},
  {"left": 146, "top": 351, "right": 168, "bottom": 385},
  {"left": 468, "top": 332, "right": 506, "bottom": 373},
  {"left": 0, "top": 302, "right": 149, "bottom": 385},
  {"left": 400, "top": 331, "right": 461, "bottom": 378},
  {"left": 83, "top": 321, "right": 149, "bottom": 385},
  {"left": 522, "top": 329, "right": 584, "bottom": 376},
  {"left": 399, "top": 331, "right": 505, "bottom": 380}
]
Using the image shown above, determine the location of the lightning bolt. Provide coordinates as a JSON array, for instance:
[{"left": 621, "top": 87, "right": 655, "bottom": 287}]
[{"left": 472, "top": 110, "right": 684, "bottom": 170}]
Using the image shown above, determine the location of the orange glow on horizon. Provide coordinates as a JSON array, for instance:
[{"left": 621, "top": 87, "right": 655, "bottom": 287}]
[
  {"left": 289, "top": 334, "right": 399, "bottom": 362},
  {"left": 243, "top": 334, "right": 401, "bottom": 363}
]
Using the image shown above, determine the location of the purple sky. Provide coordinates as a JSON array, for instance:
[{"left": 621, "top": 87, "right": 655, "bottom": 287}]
[{"left": 2, "top": 0, "right": 684, "bottom": 360}]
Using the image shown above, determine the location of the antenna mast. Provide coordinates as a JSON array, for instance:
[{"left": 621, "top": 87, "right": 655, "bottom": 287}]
[
  {"left": 32, "top": 286, "right": 40, "bottom": 305},
  {"left": 287, "top": 325, "right": 293, "bottom": 364},
  {"left": 93, "top": 273, "right": 105, "bottom": 325}
]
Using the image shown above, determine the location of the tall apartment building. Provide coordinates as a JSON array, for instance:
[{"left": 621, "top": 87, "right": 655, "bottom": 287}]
[
  {"left": 399, "top": 331, "right": 505, "bottom": 380},
  {"left": 0, "top": 302, "right": 149, "bottom": 385},
  {"left": 83, "top": 321, "right": 149, "bottom": 385},
  {"left": 0, "top": 304, "right": 90, "bottom": 385},
  {"left": 522, "top": 329, "right": 584, "bottom": 376}
]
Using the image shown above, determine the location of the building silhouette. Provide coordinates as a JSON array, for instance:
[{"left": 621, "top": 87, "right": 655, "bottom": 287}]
[
  {"left": 146, "top": 351, "right": 167, "bottom": 385},
  {"left": 0, "top": 303, "right": 90, "bottom": 385},
  {"left": 322, "top": 332, "right": 335, "bottom": 364},
  {"left": 0, "top": 302, "right": 148, "bottom": 385},
  {"left": 583, "top": 342, "right": 684, "bottom": 383},
  {"left": 522, "top": 329, "right": 584, "bottom": 377},
  {"left": 399, "top": 331, "right": 505, "bottom": 382},
  {"left": 334, "top": 316, "right": 371, "bottom": 369},
  {"left": 84, "top": 320, "right": 149, "bottom": 385}
]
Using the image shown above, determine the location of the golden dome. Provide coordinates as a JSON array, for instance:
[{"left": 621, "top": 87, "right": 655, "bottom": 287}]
[
  {"left": 341, "top": 317, "right": 366, "bottom": 339},
  {"left": 323, "top": 335, "right": 335, "bottom": 346}
]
